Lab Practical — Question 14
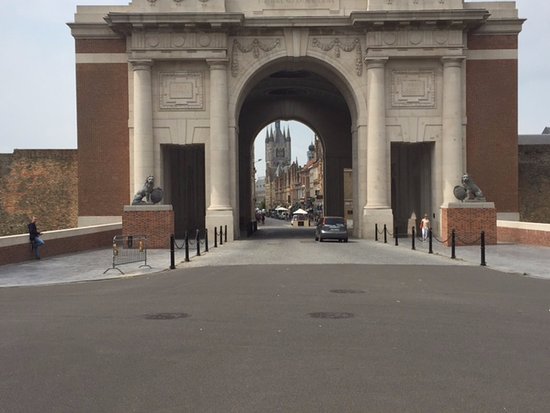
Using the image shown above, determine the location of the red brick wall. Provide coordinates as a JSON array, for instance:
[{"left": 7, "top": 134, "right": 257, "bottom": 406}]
[
  {"left": 441, "top": 207, "right": 497, "bottom": 246},
  {"left": 0, "top": 229, "right": 119, "bottom": 266},
  {"left": 0, "top": 150, "right": 77, "bottom": 236},
  {"left": 75, "top": 39, "right": 126, "bottom": 54},
  {"left": 467, "top": 34, "right": 517, "bottom": 50},
  {"left": 76, "top": 61, "right": 129, "bottom": 217},
  {"left": 466, "top": 34, "right": 519, "bottom": 213},
  {"left": 498, "top": 227, "right": 550, "bottom": 247},
  {"left": 123, "top": 209, "right": 175, "bottom": 249}
]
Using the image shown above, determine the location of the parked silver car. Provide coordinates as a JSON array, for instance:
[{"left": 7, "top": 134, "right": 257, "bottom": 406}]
[{"left": 315, "top": 216, "right": 348, "bottom": 242}]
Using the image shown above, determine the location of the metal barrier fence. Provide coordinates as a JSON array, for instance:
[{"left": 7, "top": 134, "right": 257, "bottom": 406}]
[
  {"left": 104, "top": 235, "right": 151, "bottom": 275},
  {"left": 374, "top": 224, "right": 488, "bottom": 266},
  {"left": 169, "top": 226, "right": 229, "bottom": 268}
]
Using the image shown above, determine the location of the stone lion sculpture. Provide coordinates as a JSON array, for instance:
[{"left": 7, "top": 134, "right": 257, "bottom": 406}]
[
  {"left": 132, "top": 176, "right": 163, "bottom": 205},
  {"left": 454, "top": 173, "right": 486, "bottom": 202}
]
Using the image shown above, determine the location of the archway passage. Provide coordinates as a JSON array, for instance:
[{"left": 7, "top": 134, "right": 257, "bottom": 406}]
[{"left": 237, "top": 63, "right": 353, "bottom": 238}]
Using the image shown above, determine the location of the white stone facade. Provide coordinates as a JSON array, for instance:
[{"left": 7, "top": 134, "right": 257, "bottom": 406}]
[{"left": 70, "top": 0, "right": 523, "bottom": 239}]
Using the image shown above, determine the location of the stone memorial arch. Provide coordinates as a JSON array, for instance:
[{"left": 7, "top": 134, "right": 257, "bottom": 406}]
[{"left": 70, "top": 0, "right": 523, "bottom": 240}]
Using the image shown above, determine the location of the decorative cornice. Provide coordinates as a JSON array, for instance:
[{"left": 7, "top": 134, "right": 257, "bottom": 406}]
[
  {"left": 105, "top": 12, "right": 244, "bottom": 34},
  {"left": 351, "top": 9, "right": 490, "bottom": 29}
]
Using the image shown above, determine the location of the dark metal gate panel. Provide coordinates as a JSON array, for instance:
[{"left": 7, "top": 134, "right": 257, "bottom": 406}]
[
  {"left": 163, "top": 144, "right": 205, "bottom": 238},
  {"left": 391, "top": 142, "right": 433, "bottom": 235}
]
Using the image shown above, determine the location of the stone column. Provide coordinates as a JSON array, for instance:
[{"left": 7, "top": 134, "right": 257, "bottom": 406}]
[
  {"left": 441, "top": 57, "right": 465, "bottom": 205},
  {"left": 362, "top": 57, "right": 393, "bottom": 238},
  {"left": 131, "top": 60, "right": 154, "bottom": 196},
  {"left": 206, "top": 59, "right": 234, "bottom": 240},
  {"left": 365, "top": 58, "right": 390, "bottom": 209},
  {"left": 207, "top": 59, "right": 231, "bottom": 210}
]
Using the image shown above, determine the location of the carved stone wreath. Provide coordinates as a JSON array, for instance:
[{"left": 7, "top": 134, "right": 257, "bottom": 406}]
[
  {"left": 311, "top": 38, "right": 363, "bottom": 76},
  {"left": 231, "top": 38, "right": 281, "bottom": 77}
]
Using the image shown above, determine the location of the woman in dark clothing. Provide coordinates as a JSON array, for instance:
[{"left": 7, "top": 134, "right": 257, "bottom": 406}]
[{"left": 28, "top": 216, "right": 44, "bottom": 259}]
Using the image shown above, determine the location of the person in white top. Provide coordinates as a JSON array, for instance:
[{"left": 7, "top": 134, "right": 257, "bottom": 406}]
[{"left": 420, "top": 214, "right": 431, "bottom": 242}]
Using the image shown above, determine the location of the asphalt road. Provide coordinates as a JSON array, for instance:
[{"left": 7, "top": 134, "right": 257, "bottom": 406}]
[{"left": 1, "top": 223, "right": 550, "bottom": 412}]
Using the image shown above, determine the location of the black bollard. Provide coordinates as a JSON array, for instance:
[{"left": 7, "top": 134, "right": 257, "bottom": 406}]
[
  {"left": 214, "top": 227, "right": 218, "bottom": 248},
  {"left": 451, "top": 229, "right": 456, "bottom": 259},
  {"left": 170, "top": 234, "right": 176, "bottom": 269},
  {"left": 480, "top": 231, "right": 486, "bottom": 266},
  {"left": 205, "top": 228, "right": 209, "bottom": 252},
  {"left": 394, "top": 226, "right": 399, "bottom": 246},
  {"left": 375, "top": 224, "right": 378, "bottom": 241},
  {"left": 225, "top": 225, "right": 228, "bottom": 243},
  {"left": 196, "top": 229, "right": 201, "bottom": 257},
  {"left": 428, "top": 228, "right": 433, "bottom": 254},
  {"left": 412, "top": 227, "right": 416, "bottom": 250},
  {"left": 184, "top": 231, "right": 190, "bottom": 262},
  {"left": 384, "top": 224, "right": 387, "bottom": 244},
  {"left": 219, "top": 226, "right": 223, "bottom": 246}
]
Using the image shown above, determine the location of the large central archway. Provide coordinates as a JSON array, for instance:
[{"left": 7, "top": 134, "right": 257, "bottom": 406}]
[{"left": 234, "top": 57, "right": 358, "bottom": 237}]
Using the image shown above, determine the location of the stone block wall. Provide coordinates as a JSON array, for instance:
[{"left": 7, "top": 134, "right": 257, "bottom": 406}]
[
  {"left": 518, "top": 145, "right": 550, "bottom": 223},
  {"left": 122, "top": 206, "right": 174, "bottom": 249},
  {"left": 0, "top": 150, "right": 78, "bottom": 236},
  {"left": 441, "top": 204, "right": 497, "bottom": 246}
]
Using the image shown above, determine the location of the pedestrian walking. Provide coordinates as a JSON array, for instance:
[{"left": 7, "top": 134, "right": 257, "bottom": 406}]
[{"left": 420, "top": 214, "right": 430, "bottom": 242}]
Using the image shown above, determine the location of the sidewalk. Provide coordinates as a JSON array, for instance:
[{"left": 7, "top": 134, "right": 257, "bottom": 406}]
[
  {"left": 0, "top": 234, "right": 549, "bottom": 288},
  {"left": 394, "top": 235, "right": 550, "bottom": 280}
]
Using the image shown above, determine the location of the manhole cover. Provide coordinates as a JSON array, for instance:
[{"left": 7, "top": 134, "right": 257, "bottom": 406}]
[
  {"left": 144, "top": 312, "right": 190, "bottom": 320},
  {"left": 308, "top": 312, "right": 354, "bottom": 319},
  {"left": 330, "top": 289, "right": 365, "bottom": 294}
]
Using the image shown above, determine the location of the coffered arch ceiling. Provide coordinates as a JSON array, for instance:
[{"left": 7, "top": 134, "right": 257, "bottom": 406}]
[{"left": 239, "top": 67, "right": 352, "bottom": 156}]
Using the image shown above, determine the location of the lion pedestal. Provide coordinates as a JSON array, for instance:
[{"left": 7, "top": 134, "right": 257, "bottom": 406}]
[
  {"left": 440, "top": 202, "right": 496, "bottom": 247},
  {"left": 122, "top": 205, "right": 174, "bottom": 249}
]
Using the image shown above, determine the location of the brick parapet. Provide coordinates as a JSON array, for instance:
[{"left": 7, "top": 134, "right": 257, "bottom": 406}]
[
  {"left": 0, "top": 227, "right": 120, "bottom": 266},
  {"left": 122, "top": 206, "right": 175, "bottom": 249},
  {"left": 497, "top": 221, "right": 550, "bottom": 247},
  {"left": 441, "top": 205, "right": 497, "bottom": 246}
]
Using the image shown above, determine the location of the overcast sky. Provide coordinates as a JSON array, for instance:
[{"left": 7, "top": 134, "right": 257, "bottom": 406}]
[{"left": 1, "top": 0, "right": 548, "bottom": 176}]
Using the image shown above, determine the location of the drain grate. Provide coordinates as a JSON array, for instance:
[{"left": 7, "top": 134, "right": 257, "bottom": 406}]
[
  {"left": 330, "top": 289, "right": 365, "bottom": 294},
  {"left": 308, "top": 312, "right": 354, "bottom": 319},
  {"left": 144, "top": 312, "right": 190, "bottom": 320}
]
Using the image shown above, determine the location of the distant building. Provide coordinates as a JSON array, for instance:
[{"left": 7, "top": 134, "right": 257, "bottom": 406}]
[
  {"left": 266, "top": 134, "right": 325, "bottom": 215},
  {"left": 255, "top": 176, "right": 265, "bottom": 208},
  {"left": 264, "top": 121, "right": 292, "bottom": 209},
  {"left": 265, "top": 120, "right": 291, "bottom": 175}
]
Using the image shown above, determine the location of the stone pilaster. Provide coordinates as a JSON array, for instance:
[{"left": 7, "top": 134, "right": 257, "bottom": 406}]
[{"left": 131, "top": 60, "right": 154, "bottom": 197}]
